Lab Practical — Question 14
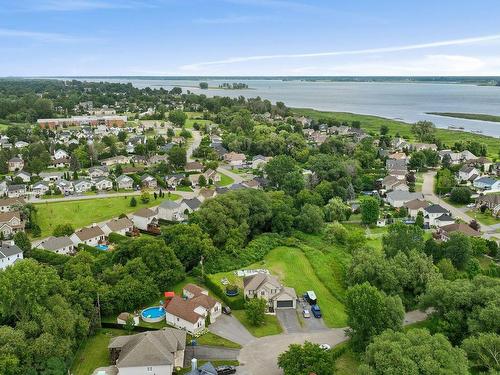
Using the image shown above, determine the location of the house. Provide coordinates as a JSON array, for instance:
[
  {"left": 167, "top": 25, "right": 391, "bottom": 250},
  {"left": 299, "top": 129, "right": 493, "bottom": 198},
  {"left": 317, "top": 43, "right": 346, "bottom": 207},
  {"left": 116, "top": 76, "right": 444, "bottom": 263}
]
[
  {"left": 116, "top": 174, "right": 134, "bottom": 190},
  {"left": 149, "top": 154, "right": 169, "bottom": 165},
  {"left": 186, "top": 361, "right": 217, "bottom": 375},
  {"left": 386, "top": 191, "right": 424, "bottom": 208},
  {"left": 179, "top": 198, "right": 202, "bottom": 216},
  {"left": 38, "top": 236, "right": 75, "bottom": 255},
  {"left": 434, "top": 214, "right": 455, "bottom": 228},
  {"left": 141, "top": 174, "right": 158, "bottom": 189},
  {"left": 50, "top": 157, "right": 70, "bottom": 168},
  {"left": 410, "top": 143, "right": 438, "bottom": 152},
  {"left": 211, "top": 143, "right": 228, "bottom": 159},
  {"left": 102, "top": 217, "right": 134, "bottom": 236},
  {"left": 31, "top": 181, "right": 50, "bottom": 196},
  {"left": 56, "top": 179, "right": 74, "bottom": 195},
  {"left": 0, "top": 243, "right": 23, "bottom": 270},
  {"left": 388, "top": 152, "right": 408, "bottom": 161},
  {"left": 223, "top": 151, "right": 246, "bottom": 166},
  {"left": 0, "top": 211, "right": 25, "bottom": 238},
  {"left": 116, "top": 312, "right": 139, "bottom": 326},
  {"left": 243, "top": 273, "right": 297, "bottom": 311},
  {"left": 165, "top": 174, "right": 185, "bottom": 189},
  {"left": 392, "top": 181, "right": 409, "bottom": 191},
  {"left": 88, "top": 166, "right": 109, "bottom": 180},
  {"left": 466, "top": 157, "right": 493, "bottom": 172},
  {"left": 53, "top": 149, "right": 69, "bottom": 160},
  {"left": 458, "top": 166, "right": 480, "bottom": 183},
  {"left": 252, "top": 155, "right": 271, "bottom": 169},
  {"left": 203, "top": 169, "right": 219, "bottom": 183},
  {"left": 100, "top": 155, "right": 130, "bottom": 166},
  {"left": 198, "top": 188, "right": 216, "bottom": 202},
  {"left": 14, "top": 171, "right": 31, "bottom": 183},
  {"left": 404, "top": 199, "right": 429, "bottom": 218},
  {"left": 157, "top": 200, "right": 183, "bottom": 222},
  {"left": 0, "top": 197, "right": 25, "bottom": 213},
  {"left": 108, "top": 328, "right": 186, "bottom": 375},
  {"left": 475, "top": 193, "right": 500, "bottom": 212},
  {"left": 14, "top": 141, "right": 29, "bottom": 149},
  {"left": 185, "top": 161, "right": 204, "bottom": 173},
  {"left": 131, "top": 207, "right": 158, "bottom": 231},
  {"left": 473, "top": 177, "right": 500, "bottom": 191},
  {"left": 386, "top": 159, "right": 408, "bottom": 173},
  {"left": 437, "top": 223, "right": 481, "bottom": 240},
  {"left": 7, "top": 184, "right": 26, "bottom": 198},
  {"left": 8, "top": 157, "right": 24, "bottom": 172},
  {"left": 439, "top": 150, "right": 477, "bottom": 165},
  {"left": 39, "top": 171, "right": 64, "bottom": 182},
  {"left": 423, "top": 204, "right": 450, "bottom": 227},
  {"left": 94, "top": 177, "right": 113, "bottom": 191},
  {"left": 381, "top": 175, "right": 400, "bottom": 191},
  {"left": 242, "top": 179, "right": 261, "bottom": 189},
  {"left": 70, "top": 225, "right": 105, "bottom": 246},
  {"left": 165, "top": 284, "right": 222, "bottom": 334},
  {"left": 73, "top": 180, "right": 92, "bottom": 193}
]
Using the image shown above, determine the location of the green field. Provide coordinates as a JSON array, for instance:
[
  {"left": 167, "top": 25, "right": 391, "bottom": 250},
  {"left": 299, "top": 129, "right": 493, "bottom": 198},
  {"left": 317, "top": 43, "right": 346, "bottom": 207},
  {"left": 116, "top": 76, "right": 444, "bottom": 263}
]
[
  {"left": 427, "top": 112, "right": 500, "bottom": 123},
  {"left": 217, "top": 172, "right": 235, "bottom": 187},
  {"left": 232, "top": 310, "right": 282, "bottom": 337},
  {"left": 34, "top": 194, "right": 180, "bottom": 238},
  {"left": 294, "top": 108, "right": 500, "bottom": 158},
  {"left": 71, "top": 328, "right": 126, "bottom": 375}
]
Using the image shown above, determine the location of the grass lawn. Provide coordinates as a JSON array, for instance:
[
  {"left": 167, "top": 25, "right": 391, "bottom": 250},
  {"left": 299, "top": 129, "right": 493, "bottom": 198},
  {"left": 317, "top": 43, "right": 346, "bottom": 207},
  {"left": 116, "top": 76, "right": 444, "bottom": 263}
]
[
  {"left": 232, "top": 310, "right": 282, "bottom": 337},
  {"left": 216, "top": 172, "right": 234, "bottom": 187},
  {"left": 176, "top": 185, "right": 193, "bottom": 192},
  {"left": 71, "top": 328, "right": 127, "bottom": 375},
  {"left": 294, "top": 108, "right": 500, "bottom": 158},
  {"left": 465, "top": 210, "right": 500, "bottom": 226},
  {"left": 333, "top": 344, "right": 361, "bottom": 375},
  {"left": 34, "top": 194, "right": 180, "bottom": 238},
  {"left": 187, "top": 332, "right": 242, "bottom": 349}
]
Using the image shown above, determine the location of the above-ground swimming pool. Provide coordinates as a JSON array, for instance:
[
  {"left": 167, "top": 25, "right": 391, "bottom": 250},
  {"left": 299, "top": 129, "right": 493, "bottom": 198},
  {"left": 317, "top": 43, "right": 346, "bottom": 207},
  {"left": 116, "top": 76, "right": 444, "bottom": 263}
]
[
  {"left": 141, "top": 306, "right": 166, "bottom": 323},
  {"left": 96, "top": 244, "right": 109, "bottom": 251}
]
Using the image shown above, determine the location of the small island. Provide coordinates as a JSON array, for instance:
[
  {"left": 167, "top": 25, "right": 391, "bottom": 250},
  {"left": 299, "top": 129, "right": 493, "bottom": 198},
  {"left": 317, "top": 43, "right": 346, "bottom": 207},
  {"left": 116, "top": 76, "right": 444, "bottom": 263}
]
[
  {"left": 427, "top": 112, "right": 500, "bottom": 123},
  {"left": 199, "top": 81, "right": 250, "bottom": 90}
]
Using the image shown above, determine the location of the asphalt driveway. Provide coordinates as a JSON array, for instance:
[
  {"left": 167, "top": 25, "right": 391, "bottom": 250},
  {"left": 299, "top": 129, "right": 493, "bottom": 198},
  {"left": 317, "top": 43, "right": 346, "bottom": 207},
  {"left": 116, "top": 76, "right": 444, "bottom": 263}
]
[
  {"left": 208, "top": 314, "right": 255, "bottom": 346},
  {"left": 276, "top": 309, "right": 301, "bottom": 333}
]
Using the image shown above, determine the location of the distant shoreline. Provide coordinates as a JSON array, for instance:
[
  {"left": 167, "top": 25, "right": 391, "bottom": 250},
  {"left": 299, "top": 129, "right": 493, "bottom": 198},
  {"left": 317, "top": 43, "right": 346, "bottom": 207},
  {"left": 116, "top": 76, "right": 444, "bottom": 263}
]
[{"left": 426, "top": 112, "right": 500, "bottom": 123}]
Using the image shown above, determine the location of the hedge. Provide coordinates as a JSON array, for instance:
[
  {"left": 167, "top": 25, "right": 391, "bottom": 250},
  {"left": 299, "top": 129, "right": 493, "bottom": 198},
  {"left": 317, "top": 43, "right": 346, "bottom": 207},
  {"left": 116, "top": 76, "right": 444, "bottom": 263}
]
[
  {"left": 204, "top": 275, "right": 245, "bottom": 310},
  {"left": 29, "top": 248, "right": 69, "bottom": 269},
  {"left": 108, "top": 232, "right": 130, "bottom": 245},
  {"left": 77, "top": 243, "right": 104, "bottom": 257}
]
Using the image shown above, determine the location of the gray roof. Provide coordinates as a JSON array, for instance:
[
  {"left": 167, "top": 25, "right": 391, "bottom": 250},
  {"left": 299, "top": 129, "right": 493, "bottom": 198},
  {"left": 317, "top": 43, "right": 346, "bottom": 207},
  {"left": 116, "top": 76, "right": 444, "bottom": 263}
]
[
  {"left": 39, "top": 236, "right": 73, "bottom": 251},
  {"left": 243, "top": 273, "right": 281, "bottom": 291},
  {"left": 0, "top": 243, "right": 22, "bottom": 259},
  {"left": 387, "top": 191, "right": 424, "bottom": 202},
  {"left": 424, "top": 204, "right": 449, "bottom": 214},
  {"left": 182, "top": 198, "right": 202, "bottom": 211},
  {"left": 108, "top": 328, "right": 186, "bottom": 368},
  {"left": 159, "top": 200, "right": 180, "bottom": 209},
  {"left": 186, "top": 362, "right": 217, "bottom": 375},
  {"left": 116, "top": 174, "right": 133, "bottom": 182},
  {"left": 436, "top": 214, "right": 454, "bottom": 222},
  {"left": 475, "top": 176, "right": 498, "bottom": 185},
  {"left": 106, "top": 217, "right": 134, "bottom": 231}
]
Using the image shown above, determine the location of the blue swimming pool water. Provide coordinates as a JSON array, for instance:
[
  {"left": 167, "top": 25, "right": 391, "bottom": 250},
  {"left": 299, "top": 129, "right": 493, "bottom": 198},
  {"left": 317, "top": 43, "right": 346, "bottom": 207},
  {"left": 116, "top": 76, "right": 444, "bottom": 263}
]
[
  {"left": 96, "top": 244, "right": 109, "bottom": 251},
  {"left": 141, "top": 306, "right": 166, "bottom": 319}
]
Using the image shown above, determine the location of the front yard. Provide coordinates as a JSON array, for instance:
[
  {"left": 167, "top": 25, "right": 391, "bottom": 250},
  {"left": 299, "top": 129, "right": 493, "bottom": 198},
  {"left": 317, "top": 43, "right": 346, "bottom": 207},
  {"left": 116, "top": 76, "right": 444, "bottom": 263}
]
[
  {"left": 465, "top": 209, "right": 500, "bottom": 226},
  {"left": 232, "top": 310, "right": 282, "bottom": 337},
  {"left": 216, "top": 172, "right": 234, "bottom": 187},
  {"left": 34, "top": 194, "right": 180, "bottom": 238}
]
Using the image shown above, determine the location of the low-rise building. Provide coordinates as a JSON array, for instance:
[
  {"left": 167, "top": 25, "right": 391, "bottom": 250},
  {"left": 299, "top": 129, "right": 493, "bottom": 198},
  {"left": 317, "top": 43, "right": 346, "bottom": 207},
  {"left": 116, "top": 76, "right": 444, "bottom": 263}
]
[
  {"left": 458, "top": 166, "right": 480, "bottom": 183},
  {"left": 70, "top": 225, "right": 105, "bottom": 246},
  {"left": 131, "top": 207, "right": 158, "bottom": 231},
  {"left": 94, "top": 177, "right": 113, "bottom": 191},
  {"left": 386, "top": 191, "right": 424, "bottom": 208},
  {"left": 116, "top": 174, "right": 134, "bottom": 190},
  {"left": 437, "top": 223, "right": 481, "bottom": 241},
  {"left": 141, "top": 174, "right": 157, "bottom": 189},
  {"left": 88, "top": 166, "right": 109, "bottom": 180},
  {"left": 14, "top": 171, "right": 31, "bottom": 183},
  {"left": 0, "top": 243, "right": 23, "bottom": 270},
  {"left": 31, "top": 181, "right": 50, "bottom": 196},
  {"left": 102, "top": 217, "right": 134, "bottom": 236},
  {"left": 0, "top": 197, "right": 25, "bottom": 213},
  {"left": 7, "top": 184, "right": 26, "bottom": 198},
  {"left": 404, "top": 199, "right": 429, "bottom": 218},
  {"left": 73, "top": 180, "right": 92, "bottom": 193},
  {"left": 0, "top": 211, "right": 24, "bottom": 238},
  {"left": 38, "top": 236, "right": 75, "bottom": 255},
  {"left": 423, "top": 204, "right": 450, "bottom": 227},
  {"left": 8, "top": 157, "right": 24, "bottom": 172},
  {"left": 223, "top": 152, "right": 246, "bottom": 166},
  {"left": 157, "top": 200, "right": 183, "bottom": 222},
  {"left": 243, "top": 273, "right": 297, "bottom": 311}
]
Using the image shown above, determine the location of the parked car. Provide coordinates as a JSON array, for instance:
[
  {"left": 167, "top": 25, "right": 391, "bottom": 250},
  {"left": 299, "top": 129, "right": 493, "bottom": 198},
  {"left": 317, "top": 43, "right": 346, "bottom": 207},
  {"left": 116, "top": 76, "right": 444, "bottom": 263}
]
[
  {"left": 466, "top": 203, "right": 475, "bottom": 208},
  {"left": 222, "top": 305, "right": 232, "bottom": 315},
  {"left": 216, "top": 365, "right": 237, "bottom": 375},
  {"left": 319, "top": 344, "right": 331, "bottom": 350},
  {"left": 302, "top": 309, "right": 311, "bottom": 318},
  {"left": 303, "top": 290, "right": 317, "bottom": 305},
  {"left": 311, "top": 304, "right": 322, "bottom": 318}
]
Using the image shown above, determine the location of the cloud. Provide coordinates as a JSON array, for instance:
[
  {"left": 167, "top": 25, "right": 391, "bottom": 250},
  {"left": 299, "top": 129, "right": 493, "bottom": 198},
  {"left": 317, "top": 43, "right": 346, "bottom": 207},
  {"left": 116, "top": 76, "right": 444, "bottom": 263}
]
[
  {"left": 180, "top": 34, "right": 500, "bottom": 71},
  {"left": 0, "top": 28, "right": 100, "bottom": 43}
]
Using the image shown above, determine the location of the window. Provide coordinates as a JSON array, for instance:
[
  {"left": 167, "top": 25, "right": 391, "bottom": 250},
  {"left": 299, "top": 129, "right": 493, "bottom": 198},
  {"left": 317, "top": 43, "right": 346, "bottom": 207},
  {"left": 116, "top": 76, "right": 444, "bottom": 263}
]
[
  {"left": 261, "top": 291, "right": 265, "bottom": 296},
  {"left": 147, "top": 367, "right": 153, "bottom": 372}
]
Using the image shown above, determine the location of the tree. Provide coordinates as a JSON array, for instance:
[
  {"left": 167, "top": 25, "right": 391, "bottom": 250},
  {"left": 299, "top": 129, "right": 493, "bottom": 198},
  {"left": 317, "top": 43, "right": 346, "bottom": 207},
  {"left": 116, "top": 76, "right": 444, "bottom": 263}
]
[
  {"left": 168, "top": 109, "right": 187, "bottom": 127},
  {"left": 461, "top": 333, "right": 500, "bottom": 373},
  {"left": 360, "top": 196, "right": 379, "bottom": 225},
  {"left": 130, "top": 197, "right": 137, "bottom": 207},
  {"left": 412, "top": 120, "right": 436, "bottom": 142},
  {"left": 245, "top": 298, "right": 266, "bottom": 326},
  {"left": 199, "top": 82, "right": 208, "bottom": 89},
  {"left": 140, "top": 191, "right": 150, "bottom": 204},
  {"left": 409, "top": 151, "right": 427, "bottom": 171},
  {"left": 435, "top": 168, "right": 456, "bottom": 194},
  {"left": 168, "top": 146, "right": 187, "bottom": 170},
  {"left": 443, "top": 232, "right": 471, "bottom": 270},
  {"left": 450, "top": 187, "right": 472, "bottom": 204},
  {"left": 13, "top": 231, "right": 31, "bottom": 253},
  {"left": 359, "top": 329, "right": 469, "bottom": 375},
  {"left": 345, "top": 282, "right": 404, "bottom": 351},
  {"left": 415, "top": 210, "right": 424, "bottom": 228},
  {"left": 380, "top": 124, "right": 389, "bottom": 135},
  {"left": 198, "top": 175, "right": 207, "bottom": 187},
  {"left": 52, "top": 224, "right": 74, "bottom": 237},
  {"left": 323, "top": 197, "right": 351, "bottom": 222},
  {"left": 124, "top": 315, "right": 136, "bottom": 334},
  {"left": 382, "top": 221, "right": 425, "bottom": 257},
  {"left": 295, "top": 204, "right": 324, "bottom": 234},
  {"left": 277, "top": 341, "right": 334, "bottom": 375}
]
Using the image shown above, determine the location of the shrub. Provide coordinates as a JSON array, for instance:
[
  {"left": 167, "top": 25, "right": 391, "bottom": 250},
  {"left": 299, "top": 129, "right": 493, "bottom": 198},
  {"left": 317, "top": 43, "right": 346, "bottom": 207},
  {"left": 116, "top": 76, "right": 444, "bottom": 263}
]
[{"left": 450, "top": 187, "right": 472, "bottom": 204}]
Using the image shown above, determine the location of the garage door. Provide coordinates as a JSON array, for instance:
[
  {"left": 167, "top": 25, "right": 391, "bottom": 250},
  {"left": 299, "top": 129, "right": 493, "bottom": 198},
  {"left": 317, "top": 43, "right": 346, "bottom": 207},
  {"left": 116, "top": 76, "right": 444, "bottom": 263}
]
[{"left": 276, "top": 300, "right": 294, "bottom": 308}]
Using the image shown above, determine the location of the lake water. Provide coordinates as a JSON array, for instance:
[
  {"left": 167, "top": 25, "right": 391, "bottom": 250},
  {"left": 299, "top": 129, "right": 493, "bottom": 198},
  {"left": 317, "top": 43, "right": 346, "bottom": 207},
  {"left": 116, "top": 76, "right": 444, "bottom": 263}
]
[{"left": 67, "top": 77, "right": 500, "bottom": 137}]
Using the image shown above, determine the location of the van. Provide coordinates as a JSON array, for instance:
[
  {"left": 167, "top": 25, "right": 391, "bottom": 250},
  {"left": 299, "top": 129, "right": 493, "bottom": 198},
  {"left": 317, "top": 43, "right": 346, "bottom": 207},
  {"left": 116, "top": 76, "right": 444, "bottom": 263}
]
[{"left": 303, "top": 290, "right": 317, "bottom": 305}]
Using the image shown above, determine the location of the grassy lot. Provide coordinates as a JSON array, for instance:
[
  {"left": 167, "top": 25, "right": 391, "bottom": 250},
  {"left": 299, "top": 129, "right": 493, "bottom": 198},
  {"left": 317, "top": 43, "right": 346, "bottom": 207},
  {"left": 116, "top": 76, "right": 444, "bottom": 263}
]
[
  {"left": 427, "top": 112, "right": 500, "bottom": 123},
  {"left": 333, "top": 343, "right": 361, "bottom": 375},
  {"left": 294, "top": 108, "right": 500, "bottom": 158},
  {"left": 187, "top": 332, "right": 242, "bottom": 349},
  {"left": 34, "top": 194, "right": 180, "bottom": 238},
  {"left": 232, "top": 310, "right": 282, "bottom": 337},
  {"left": 71, "top": 328, "right": 127, "bottom": 375},
  {"left": 465, "top": 210, "right": 500, "bottom": 226},
  {"left": 217, "top": 172, "right": 234, "bottom": 187},
  {"left": 176, "top": 185, "right": 193, "bottom": 192}
]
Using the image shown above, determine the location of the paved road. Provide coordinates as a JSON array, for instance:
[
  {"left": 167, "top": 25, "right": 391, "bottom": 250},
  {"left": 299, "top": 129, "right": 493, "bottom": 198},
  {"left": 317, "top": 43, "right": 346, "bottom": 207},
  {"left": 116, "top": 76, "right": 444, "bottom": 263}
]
[
  {"left": 184, "top": 345, "right": 239, "bottom": 367},
  {"left": 187, "top": 130, "right": 202, "bottom": 162},
  {"left": 422, "top": 171, "right": 494, "bottom": 233},
  {"left": 208, "top": 314, "right": 255, "bottom": 346}
]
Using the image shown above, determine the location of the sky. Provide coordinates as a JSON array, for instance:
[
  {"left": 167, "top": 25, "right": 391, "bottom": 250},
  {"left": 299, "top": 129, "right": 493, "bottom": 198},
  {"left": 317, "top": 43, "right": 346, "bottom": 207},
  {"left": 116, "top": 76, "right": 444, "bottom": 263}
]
[{"left": 1, "top": 0, "right": 500, "bottom": 76}]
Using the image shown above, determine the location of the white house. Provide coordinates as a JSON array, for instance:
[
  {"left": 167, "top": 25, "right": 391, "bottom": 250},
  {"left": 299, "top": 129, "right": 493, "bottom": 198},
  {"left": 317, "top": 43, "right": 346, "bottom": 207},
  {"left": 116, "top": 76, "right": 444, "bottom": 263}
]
[
  {"left": 73, "top": 180, "right": 92, "bottom": 193},
  {"left": 223, "top": 152, "right": 246, "bottom": 166},
  {"left": 39, "top": 171, "right": 64, "bottom": 182},
  {"left": 14, "top": 171, "right": 31, "bottom": 183},
  {"left": 423, "top": 204, "right": 450, "bottom": 227},
  {"left": 108, "top": 328, "right": 186, "bottom": 375},
  {"left": 0, "top": 243, "right": 23, "bottom": 270},
  {"left": 102, "top": 217, "right": 134, "bottom": 236},
  {"left": 165, "top": 284, "right": 222, "bottom": 334},
  {"left": 53, "top": 149, "right": 69, "bottom": 160},
  {"left": 88, "top": 166, "right": 109, "bottom": 180},
  {"left": 116, "top": 174, "right": 134, "bottom": 190},
  {"left": 56, "top": 179, "right": 74, "bottom": 195},
  {"left": 7, "top": 185, "right": 26, "bottom": 198},
  {"left": 31, "top": 181, "right": 50, "bottom": 196},
  {"left": 458, "top": 166, "right": 480, "bottom": 183},
  {"left": 386, "top": 191, "right": 424, "bottom": 208},
  {"left": 0, "top": 198, "right": 25, "bottom": 213},
  {"left": 131, "top": 207, "right": 158, "bottom": 231},
  {"left": 70, "top": 225, "right": 105, "bottom": 246},
  {"left": 38, "top": 236, "right": 75, "bottom": 255},
  {"left": 94, "top": 177, "right": 113, "bottom": 191},
  {"left": 473, "top": 177, "right": 500, "bottom": 191},
  {"left": 157, "top": 200, "right": 183, "bottom": 222}
]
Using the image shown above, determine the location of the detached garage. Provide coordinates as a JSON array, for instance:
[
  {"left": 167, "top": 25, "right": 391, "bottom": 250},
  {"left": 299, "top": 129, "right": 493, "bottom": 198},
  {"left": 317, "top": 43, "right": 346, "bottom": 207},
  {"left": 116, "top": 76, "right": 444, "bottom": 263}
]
[{"left": 273, "top": 287, "right": 297, "bottom": 310}]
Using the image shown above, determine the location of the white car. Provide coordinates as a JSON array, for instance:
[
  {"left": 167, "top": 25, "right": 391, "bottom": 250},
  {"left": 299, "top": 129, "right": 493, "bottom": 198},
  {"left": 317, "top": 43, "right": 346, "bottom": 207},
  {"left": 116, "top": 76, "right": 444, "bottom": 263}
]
[
  {"left": 320, "top": 344, "right": 331, "bottom": 350},
  {"left": 302, "top": 309, "right": 311, "bottom": 318},
  {"left": 466, "top": 203, "right": 475, "bottom": 208}
]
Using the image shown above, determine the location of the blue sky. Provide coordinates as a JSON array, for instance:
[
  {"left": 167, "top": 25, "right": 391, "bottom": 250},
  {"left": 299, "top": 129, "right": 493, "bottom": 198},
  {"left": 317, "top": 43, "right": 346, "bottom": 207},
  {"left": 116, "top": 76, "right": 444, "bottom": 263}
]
[{"left": 1, "top": 0, "right": 500, "bottom": 76}]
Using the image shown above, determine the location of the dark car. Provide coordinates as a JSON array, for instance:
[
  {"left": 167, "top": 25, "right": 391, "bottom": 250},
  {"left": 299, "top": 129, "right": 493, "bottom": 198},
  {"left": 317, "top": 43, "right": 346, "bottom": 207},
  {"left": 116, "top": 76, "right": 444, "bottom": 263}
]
[
  {"left": 216, "top": 365, "right": 237, "bottom": 375},
  {"left": 311, "top": 304, "right": 322, "bottom": 318},
  {"left": 303, "top": 290, "right": 317, "bottom": 305},
  {"left": 222, "top": 305, "right": 232, "bottom": 315}
]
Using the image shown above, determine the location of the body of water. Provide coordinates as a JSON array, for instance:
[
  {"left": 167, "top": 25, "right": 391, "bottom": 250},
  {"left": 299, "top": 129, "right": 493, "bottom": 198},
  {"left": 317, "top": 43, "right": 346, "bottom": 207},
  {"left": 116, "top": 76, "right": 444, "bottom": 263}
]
[{"left": 65, "top": 77, "right": 500, "bottom": 137}]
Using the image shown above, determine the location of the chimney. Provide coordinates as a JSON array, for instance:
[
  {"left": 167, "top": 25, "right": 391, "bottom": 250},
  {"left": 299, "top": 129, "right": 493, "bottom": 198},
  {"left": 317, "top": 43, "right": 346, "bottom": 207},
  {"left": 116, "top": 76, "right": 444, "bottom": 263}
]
[{"left": 191, "top": 358, "right": 197, "bottom": 372}]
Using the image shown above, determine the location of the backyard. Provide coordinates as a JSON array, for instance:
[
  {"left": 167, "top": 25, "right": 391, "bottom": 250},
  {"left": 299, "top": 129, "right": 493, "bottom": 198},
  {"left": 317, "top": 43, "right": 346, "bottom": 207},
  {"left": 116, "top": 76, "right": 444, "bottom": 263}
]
[{"left": 34, "top": 194, "right": 180, "bottom": 238}]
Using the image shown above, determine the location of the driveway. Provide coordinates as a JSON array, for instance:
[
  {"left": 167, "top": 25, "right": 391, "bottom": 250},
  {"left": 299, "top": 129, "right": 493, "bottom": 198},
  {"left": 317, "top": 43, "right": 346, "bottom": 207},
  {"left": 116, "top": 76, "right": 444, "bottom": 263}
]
[
  {"left": 184, "top": 345, "right": 240, "bottom": 367},
  {"left": 208, "top": 314, "right": 255, "bottom": 346},
  {"left": 276, "top": 310, "right": 302, "bottom": 334}
]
